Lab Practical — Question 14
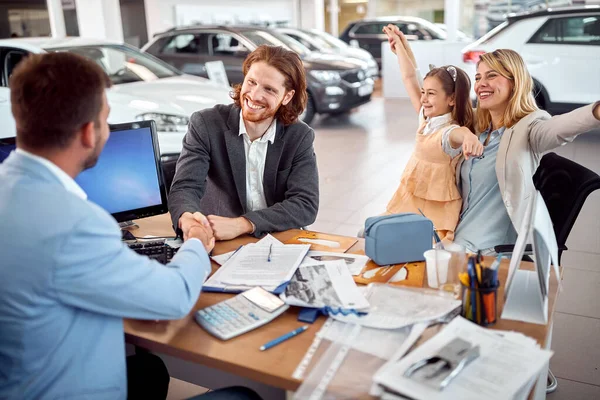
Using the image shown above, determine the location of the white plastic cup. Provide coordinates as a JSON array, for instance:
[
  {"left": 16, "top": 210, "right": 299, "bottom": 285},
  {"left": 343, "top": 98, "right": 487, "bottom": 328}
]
[
  {"left": 443, "top": 242, "right": 467, "bottom": 296},
  {"left": 424, "top": 249, "right": 451, "bottom": 288}
]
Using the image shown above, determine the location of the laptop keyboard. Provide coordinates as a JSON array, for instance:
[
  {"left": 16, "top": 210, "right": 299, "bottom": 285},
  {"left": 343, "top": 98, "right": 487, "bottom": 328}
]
[{"left": 127, "top": 241, "right": 178, "bottom": 264}]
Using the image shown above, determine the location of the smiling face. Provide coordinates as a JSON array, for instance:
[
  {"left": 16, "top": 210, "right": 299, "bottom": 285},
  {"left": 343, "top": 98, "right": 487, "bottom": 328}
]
[
  {"left": 475, "top": 61, "right": 513, "bottom": 114},
  {"left": 420, "top": 76, "right": 454, "bottom": 119},
  {"left": 240, "top": 61, "right": 295, "bottom": 124}
]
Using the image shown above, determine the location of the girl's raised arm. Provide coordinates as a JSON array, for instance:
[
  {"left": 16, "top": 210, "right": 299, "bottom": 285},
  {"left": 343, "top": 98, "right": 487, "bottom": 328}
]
[{"left": 383, "top": 24, "right": 422, "bottom": 114}]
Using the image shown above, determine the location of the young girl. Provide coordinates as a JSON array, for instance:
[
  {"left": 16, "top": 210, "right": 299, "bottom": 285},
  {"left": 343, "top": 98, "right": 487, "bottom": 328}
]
[{"left": 381, "top": 24, "right": 482, "bottom": 240}]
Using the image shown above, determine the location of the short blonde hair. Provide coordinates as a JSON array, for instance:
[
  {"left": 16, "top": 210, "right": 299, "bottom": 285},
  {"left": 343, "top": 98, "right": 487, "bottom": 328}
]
[{"left": 475, "top": 49, "right": 538, "bottom": 133}]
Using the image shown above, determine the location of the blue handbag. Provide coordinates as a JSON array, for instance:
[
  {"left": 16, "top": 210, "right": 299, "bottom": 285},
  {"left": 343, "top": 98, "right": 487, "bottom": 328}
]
[{"left": 364, "top": 213, "right": 434, "bottom": 265}]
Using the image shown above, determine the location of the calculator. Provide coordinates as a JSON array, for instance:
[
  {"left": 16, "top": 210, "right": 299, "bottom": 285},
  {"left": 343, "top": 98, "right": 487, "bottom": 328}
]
[{"left": 195, "top": 287, "right": 289, "bottom": 340}]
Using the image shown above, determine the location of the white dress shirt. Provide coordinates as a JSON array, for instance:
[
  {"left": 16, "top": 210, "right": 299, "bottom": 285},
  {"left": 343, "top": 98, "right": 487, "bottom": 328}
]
[
  {"left": 239, "top": 110, "right": 277, "bottom": 212},
  {"left": 16, "top": 148, "right": 87, "bottom": 200}
]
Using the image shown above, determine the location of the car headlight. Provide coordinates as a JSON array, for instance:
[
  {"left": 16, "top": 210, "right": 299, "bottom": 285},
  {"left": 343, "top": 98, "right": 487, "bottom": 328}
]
[
  {"left": 135, "top": 113, "right": 189, "bottom": 133},
  {"left": 310, "top": 70, "right": 341, "bottom": 84}
]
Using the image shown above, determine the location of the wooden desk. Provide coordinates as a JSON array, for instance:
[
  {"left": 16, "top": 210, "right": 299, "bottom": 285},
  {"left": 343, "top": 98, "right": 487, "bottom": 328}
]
[{"left": 124, "top": 214, "right": 561, "bottom": 394}]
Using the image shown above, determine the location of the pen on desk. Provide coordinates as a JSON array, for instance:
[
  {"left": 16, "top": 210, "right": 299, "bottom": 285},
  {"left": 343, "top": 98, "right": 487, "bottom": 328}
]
[
  {"left": 260, "top": 325, "right": 309, "bottom": 351},
  {"left": 417, "top": 208, "right": 444, "bottom": 249},
  {"left": 267, "top": 243, "right": 272, "bottom": 262}
]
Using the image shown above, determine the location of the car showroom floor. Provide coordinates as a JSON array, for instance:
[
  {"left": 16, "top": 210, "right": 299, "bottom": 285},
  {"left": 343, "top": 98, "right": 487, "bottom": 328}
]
[{"left": 167, "top": 93, "right": 600, "bottom": 399}]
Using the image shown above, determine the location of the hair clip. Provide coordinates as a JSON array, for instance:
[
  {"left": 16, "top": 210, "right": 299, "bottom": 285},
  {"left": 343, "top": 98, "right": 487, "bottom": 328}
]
[{"left": 446, "top": 66, "right": 457, "bottom": 82}]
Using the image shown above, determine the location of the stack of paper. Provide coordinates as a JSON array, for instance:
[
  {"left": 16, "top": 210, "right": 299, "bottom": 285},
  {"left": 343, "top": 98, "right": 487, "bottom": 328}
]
[
  {"left": 302, "top": 251, "right": 369, "bottom": 276},
  {"left": 329, "top": 284, "right": 461, "bottom": 329},
  {"left": 204, "top": 235, "right": 309, "bottom": 293},
  {"left": 281, "top": 260, "right": 370, "bottom": 312},
  {"left": 373, "top": 317, "right": 553, "bottom": 400}
]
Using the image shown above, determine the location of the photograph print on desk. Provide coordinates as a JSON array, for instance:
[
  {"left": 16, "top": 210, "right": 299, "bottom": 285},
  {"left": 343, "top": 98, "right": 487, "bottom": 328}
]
[{"left": 285, "top": 231, "right": 358, "bottom": 253}]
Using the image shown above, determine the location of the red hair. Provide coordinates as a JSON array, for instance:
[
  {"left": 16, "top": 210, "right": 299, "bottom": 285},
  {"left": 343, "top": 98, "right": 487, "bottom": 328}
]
[{"left": 231, "top": 45, "right": 307, "bottom": 126}]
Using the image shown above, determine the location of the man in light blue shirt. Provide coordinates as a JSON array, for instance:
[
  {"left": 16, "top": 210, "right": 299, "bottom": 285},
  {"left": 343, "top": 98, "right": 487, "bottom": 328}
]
[{"left": 0, "top": 53, "right": 259, "bottom": 400}]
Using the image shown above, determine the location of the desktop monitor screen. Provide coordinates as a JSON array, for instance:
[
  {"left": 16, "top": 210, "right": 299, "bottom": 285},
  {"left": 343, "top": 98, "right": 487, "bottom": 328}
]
[{"left": 0, "top": 120, "right": 168, "bottom": 222}]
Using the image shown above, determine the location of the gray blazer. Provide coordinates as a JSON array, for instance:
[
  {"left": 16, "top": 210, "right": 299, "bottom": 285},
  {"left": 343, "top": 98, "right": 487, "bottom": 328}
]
[
  {"left": 456, "top": 102, "right": 600, "bottom": 234},
  {"left": 168, "top": 104, "right": 319, "bottom": 237}
]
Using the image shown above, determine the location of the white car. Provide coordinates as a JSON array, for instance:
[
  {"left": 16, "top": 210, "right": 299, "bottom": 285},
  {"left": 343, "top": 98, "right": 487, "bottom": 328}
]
[
  {"left": 0, "top": 37, "right": 232, "bottom": 155},
  {"left": 462, "top": 6, "right": 600, "bottom": 114}
]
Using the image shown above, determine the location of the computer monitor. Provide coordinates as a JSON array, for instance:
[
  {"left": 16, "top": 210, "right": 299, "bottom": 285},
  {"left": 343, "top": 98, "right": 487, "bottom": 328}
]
[{"left": 0, "top": 120, "right": 168, "bottom": 223}]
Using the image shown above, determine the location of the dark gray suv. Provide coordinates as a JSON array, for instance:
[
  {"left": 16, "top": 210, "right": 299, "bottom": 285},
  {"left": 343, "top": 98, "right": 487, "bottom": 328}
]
[{"left": 142, "top": 26, "right": 374, "bottom": 125}]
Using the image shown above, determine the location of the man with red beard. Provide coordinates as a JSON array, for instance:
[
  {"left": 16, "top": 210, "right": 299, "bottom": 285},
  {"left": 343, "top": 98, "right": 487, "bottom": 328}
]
[{"left": 169, "top": 45, "right": 319, "bottom": 240}]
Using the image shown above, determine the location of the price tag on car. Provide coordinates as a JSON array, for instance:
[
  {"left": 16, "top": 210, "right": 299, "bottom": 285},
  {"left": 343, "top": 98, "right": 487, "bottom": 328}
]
[{"left": 358, "top": 84, "right": 373, "bottom": 97}]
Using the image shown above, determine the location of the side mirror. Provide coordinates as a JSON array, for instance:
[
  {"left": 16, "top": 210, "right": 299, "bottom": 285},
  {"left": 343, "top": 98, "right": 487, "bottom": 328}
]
[{"left": 349, "top": 39, "right": 359, "bottom": 48}]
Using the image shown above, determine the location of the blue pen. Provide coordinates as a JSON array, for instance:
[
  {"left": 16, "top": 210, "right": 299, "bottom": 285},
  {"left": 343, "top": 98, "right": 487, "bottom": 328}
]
[
  {"left": 260, "top": 325, "right": 309, "bottom": 351},
  {"left": 267, "top": 243, "right": 272, "bottom": 262}
]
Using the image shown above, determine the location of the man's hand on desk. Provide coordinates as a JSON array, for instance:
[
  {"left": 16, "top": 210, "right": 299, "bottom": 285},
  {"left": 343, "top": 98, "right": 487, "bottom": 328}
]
[
  {"left": 207, "top": 215, "right": 254, "bottom": 241},
  {"left": 179, "top": 212, "right": 213, "bottom": 241}
]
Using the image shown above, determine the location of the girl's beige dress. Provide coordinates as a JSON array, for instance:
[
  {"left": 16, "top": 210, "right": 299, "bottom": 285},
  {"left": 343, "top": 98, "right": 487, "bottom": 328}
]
[{"left": 385, "top": 110, "right": 462, "bottom": 240}]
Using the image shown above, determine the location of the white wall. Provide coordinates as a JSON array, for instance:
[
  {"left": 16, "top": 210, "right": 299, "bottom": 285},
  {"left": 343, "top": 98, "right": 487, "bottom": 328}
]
[
  {"left": 74, "top": 0, "right": 123, "bottom": 41},
  {"left": 298, "top": 0, "right": 325, "bottom": 31},
  {"left": 144, "top": 0, "right": 299, "bottom": 39}
]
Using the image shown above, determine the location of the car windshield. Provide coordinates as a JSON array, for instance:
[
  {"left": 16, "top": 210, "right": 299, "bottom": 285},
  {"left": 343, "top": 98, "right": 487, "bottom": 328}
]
[
  {"left": 243, "top": 30, "right": 310, "bottom": 56},
  {"left": 46, "top": 44, "right": 181, "bottom": 85},
  {"left": 296, "top": 32, "right": 335, "bottom": 50},
  {"left": 309, "top": 30, "right": 349, "bottom": 50}
]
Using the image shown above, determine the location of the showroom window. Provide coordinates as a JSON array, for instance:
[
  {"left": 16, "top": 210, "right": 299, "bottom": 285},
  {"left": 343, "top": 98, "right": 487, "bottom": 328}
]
[{"left": 529, "top": 15, "right": 600, "bottom": 45}]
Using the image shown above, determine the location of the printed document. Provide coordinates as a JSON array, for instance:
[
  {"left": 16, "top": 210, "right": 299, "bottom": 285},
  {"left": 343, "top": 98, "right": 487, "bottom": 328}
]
[
  {"left": 281, "top": 260, "right": 370, "bottom": 311},
  {"left": 302, "top": 251, "right": 369, "bottom": 275},
  {"left": 374, "top": 317, "right": 553, "bottom": 400},
  {"left": 209, "top": 242, "right": 309, "bottom": 287},
  {"left": 211, "top": 234, "right": 283, "bottom": 265},
  {"left": 330, "top": 284, "right": 461, "bottom": 329}
]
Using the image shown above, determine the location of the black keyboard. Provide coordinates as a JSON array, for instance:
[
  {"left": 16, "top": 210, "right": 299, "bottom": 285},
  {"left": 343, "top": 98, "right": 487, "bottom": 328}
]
[{"left": 127, "top": 241, "right": 178, "bottom": 264}]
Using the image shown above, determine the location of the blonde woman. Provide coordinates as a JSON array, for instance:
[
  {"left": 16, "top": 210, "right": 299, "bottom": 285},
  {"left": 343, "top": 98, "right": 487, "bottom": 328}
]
[{"left": 446, "top": 49, "right": 600, "bottom": 254}]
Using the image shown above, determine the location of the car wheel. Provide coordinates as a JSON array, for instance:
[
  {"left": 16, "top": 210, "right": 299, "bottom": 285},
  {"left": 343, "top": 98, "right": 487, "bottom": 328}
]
[{"left": 300, "top": 92, "right": 316, "bottom": 125}]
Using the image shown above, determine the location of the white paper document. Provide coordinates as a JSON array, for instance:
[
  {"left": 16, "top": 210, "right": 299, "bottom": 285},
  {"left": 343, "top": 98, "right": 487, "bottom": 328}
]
[
  {"left": 330, "top": 284, "right": 461, "bottom": 329},
  {"left": 302, "top": 251, "right": 369, "bottom": 275},
  {"left": 217, "top": 243, "right": 309, "bottom": 286},
  {"left": 205, "top": 235, "right": 309, "bottom": 291},
  {"left": 210, "top": 234, "right": 283, "bottom": 265},
  {"left": 281, "top": 260, "right": 370, "bottom": 311},
  {"left": 374, "top": 317, "right": 553, "bottom": 400}
]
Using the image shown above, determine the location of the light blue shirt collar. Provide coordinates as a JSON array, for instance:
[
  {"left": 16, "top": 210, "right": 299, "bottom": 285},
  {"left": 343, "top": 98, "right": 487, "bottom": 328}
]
[{"left": 15, "top": 148, "right": 87, "bottom": 200}]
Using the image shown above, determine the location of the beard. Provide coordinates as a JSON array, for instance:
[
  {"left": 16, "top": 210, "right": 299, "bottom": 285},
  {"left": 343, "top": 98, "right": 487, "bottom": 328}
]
[
  {"left": 241, "top": 95, "right": 283, "bottom": 123},
  {"left": 82, "top": 128, "right": 105, "bottom": 171}
]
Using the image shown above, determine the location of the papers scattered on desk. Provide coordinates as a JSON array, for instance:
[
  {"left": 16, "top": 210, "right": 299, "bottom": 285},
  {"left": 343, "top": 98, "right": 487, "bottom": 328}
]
[
  {"left": 210, "top": 234, "right": 282, "bottom": 265},
  {"left": 281, "top": 260, "right": 370, "bottom": 312},
  {"left": 205, "top": 235, "right": 309, "bottom": 292},
  {"left": 330, "top": 284, "right": 461, "bottom": 329},
  {"left": 302, "top": 251, "right": 369, "bottom": 276},
  {"left": 374, "top": 317, "right": 553, "bottom": 400}
]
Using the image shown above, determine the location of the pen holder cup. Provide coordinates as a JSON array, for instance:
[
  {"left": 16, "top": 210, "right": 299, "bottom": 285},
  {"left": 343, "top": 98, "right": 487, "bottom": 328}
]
[{"left": 460, "top": 283, "right": 499, "bottom": 326}]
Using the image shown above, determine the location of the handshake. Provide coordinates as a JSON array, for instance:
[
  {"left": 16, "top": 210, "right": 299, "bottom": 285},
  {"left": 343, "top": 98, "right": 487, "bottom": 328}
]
[
  {"left": 179, "top": 211, "right": 216, "bottom": 253},
  {"left": 179, "top": 211, "right": 256, "bottom": 251}
]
